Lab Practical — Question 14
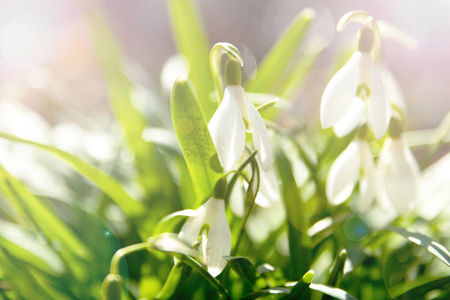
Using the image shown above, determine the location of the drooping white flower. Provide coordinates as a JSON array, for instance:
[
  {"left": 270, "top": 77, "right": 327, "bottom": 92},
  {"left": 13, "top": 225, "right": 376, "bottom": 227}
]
[
  {"left": 321, "top": 26, "right": 390, "bottom": 139},
  {"left": 326, "top": 139, "right": 376, "bottom": 212},
  {"left": 178, "top": 197, "right": 231, "bottom": 277},
  {"left": 376, "top": 137, "right": 420, "bottom": 215},
  {"left": 208, "top": 60, "right": 273, "bottom": 172},
  {"left": 416, "top": 153, "right": 450, "bottom": 220}
]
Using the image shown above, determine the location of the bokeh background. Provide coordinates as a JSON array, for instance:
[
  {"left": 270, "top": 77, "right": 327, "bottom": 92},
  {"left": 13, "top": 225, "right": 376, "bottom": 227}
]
[{"left": 1, "top": 0, "right": 450, "bottom": 131}]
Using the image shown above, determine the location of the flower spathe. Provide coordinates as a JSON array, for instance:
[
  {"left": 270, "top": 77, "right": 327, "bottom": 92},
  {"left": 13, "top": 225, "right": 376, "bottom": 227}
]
[
  {"left": 376, "top": 137, "right": 420, "bottom": 215},
  {"left": 178, "top": 197, "right": 231, "bottom": 277},
  {"left": 208, "top": 85, "right": 273, "bottom": 172},
  {"left": 326, "top": 139, "right": 376, "bottom": 212}
]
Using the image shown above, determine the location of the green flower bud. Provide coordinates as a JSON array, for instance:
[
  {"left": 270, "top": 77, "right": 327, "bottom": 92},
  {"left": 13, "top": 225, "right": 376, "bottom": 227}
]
[
  {"left": 213, "top": 177, "right": 228, "bottom": 199},
  {"left": 225, "top": 59, "right": 241, "bottom": 86},
  {"left": 102, "top": 274, "right": 122, "bottom": 300}
]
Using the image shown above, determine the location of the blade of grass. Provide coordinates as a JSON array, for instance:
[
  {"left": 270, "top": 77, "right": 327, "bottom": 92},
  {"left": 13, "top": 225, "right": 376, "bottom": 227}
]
[
  {"left": 0, "top": 131, "right": 144, "bottom": 217},
  {"left": 83, "top": 0, "right": 168, "bottom": 199},
  {"left": 245, "top": 8, "right": 315, "bottom": 93},
  {"left": 168, "top": 0, "right": 216, "bottom": 120}
]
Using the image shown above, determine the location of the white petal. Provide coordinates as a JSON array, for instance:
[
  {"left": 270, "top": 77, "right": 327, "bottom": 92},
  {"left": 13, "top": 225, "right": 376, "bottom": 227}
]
[
  {"left": 246, "top": 94, "right": 273, "bottom": 171},
  {"left": 357, "top": 140, "right": 376, "bottom": 213},
  {"left": 380, "top": 64, "right": 406, "bottom": 113},
  {"left": 368, "top": 56, "right": 390, "bottom": 139},
  {"left": 377, "top": 138, "right": 420, "bottom": 215},
  {"left": 208, "top": 87, "right": 246, "bottom": 172},
  {"left": 202, "top": 199, "right": 231, "bottom": 277},
  {"left": 326, "top": 141, "right": 361, "bottom": 205},
  {"left": 333, "top": 97, "right": 367, "bottom": 137},
  {"left": 178, "top": 202, "right": 208, "bottom": 246},
  {"left": 321, "top": 51, "right": 361, "bottom": 128},
  {"left": 416, "top": 153, "right": 450, "bottom": 220},
  {"left": 256, "top": 164, "right": 280, "bottom": 207}
]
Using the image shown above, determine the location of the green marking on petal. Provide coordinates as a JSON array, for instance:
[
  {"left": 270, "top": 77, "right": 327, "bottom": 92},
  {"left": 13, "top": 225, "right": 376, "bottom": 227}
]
[{"left": 356, "top": 83, "right": 371, "bottom": 99}]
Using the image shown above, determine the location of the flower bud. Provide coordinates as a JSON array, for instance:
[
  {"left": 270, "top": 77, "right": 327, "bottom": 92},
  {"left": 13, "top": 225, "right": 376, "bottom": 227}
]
[
  {"left": 102, "top": 274, "right": 122, "bottom": 300},
  {"left": 225, "top": 59, "right": 241, "bottom": 86}
]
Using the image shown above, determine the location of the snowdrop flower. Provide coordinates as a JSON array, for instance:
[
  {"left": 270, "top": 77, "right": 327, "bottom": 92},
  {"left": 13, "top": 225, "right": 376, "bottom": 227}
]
[
  {"left": 326, "top": 138, "right": 376, "bottom": 212},
  {"left": 321, "top": 25, "right": 390, "bottom": 139},
  {"left": 177, "top": 179, "right": 231, "bottom": 277},
  {"left": 208, "top": 59, "right": 273, "bottom": 172},
  {"left": 376, "top": 123, "right": 420, "bottom": 215}
]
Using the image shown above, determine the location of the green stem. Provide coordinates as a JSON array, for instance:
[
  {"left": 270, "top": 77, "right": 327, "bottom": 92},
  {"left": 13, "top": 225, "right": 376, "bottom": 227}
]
[
  {"left": 232, "top": 160, "right": 260, "bottom": 256},
  {"left": 110, "top": 242, "right": 149, "bottom": 274},
  {"left": 177, "top": 254, "right": 231, "bottom": 299}
]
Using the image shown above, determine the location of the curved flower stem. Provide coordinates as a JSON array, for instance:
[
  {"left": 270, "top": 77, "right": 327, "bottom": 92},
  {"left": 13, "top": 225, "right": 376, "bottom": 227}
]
[
  {"left": 232, "top": 159, "right": 260, "bottom": 256},
  {"left": 110, "top": 242, "right": 149, "bottom": 275},
  {"left": 209, "top": 42, "right": 243, "bottom": 100},
  {"left": 224, "top": 150, "right": 258, "bottom": 204}
]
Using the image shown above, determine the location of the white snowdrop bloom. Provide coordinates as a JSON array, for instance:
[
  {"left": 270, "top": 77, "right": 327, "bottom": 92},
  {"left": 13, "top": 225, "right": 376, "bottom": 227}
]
[
  {"left": 208, "top": 59, "right": 273, "bottom": 172},
  {"left": 178, "top": 196, "right": 231, "bottom": 277},
  {"left": 416, "top": 153, "right": 450, "bottom": 220},
  {"left": 321, "top": 26, "right": 390, "bottom": 139},
  {"left": 326, "top": 139, "right": 376, "bottom": 212},
  {"left": 376, "top": 137, "right": 420, "bottom": 215}
]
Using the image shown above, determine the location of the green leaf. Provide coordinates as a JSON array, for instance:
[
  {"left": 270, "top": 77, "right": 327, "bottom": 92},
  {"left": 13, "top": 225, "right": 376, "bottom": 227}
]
[
  {"left": 83, "top": 0, "right": 168, "bottom": 198},
  {"left": 309, "top": 284, "right": 357, "bottom": 300},
  {"left": 391, "top": 276, "right": 450, "bottom": 299},
  {"left": 168, "top": 0, "right": 216, "bottom": 120},
  {"left": 0, "top": 131, "right": 144, "bottom": 217},
  {"left": 387, "top": 226, "right": 450, "bottom": 267},
  {"left": 0, "top": 221, "right": 64, "bottom": 275},
  {"left": 0, "top": 164, "right": 90, "bottom": 260},
  {"left": 171, "top": 78, "right": 223, "bottom": 204},
  {"left": 240, "top": 288, "right": 291, "bottom": 300},
  {"left": 280, "top": 270, "right": 314, "bottom": 300},
  {"left": 276, "top": 150, "right": 311, "bottom": 279},
  {"left": 245, "top": 8, "right": 315, "bottom": 93},
  {"left": 157, "top": 260, "right": 191, "bottom": 300},
  {"left": 224, "top": 256, "right": 258, "bottom": 284},
  {"left": 326, "top": 250, "right": 347, "bottom": 288}
]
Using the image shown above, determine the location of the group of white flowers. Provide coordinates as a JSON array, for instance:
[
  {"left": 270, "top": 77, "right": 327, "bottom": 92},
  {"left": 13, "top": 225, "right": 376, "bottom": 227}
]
[{"left": 175, "top": 12, "right": 449, "bottom": 277}]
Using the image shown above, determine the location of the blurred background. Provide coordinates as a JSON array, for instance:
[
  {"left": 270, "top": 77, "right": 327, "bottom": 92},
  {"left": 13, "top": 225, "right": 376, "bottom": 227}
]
[{"left": 1, "top": 0, "right": 450, "bottom": 132}]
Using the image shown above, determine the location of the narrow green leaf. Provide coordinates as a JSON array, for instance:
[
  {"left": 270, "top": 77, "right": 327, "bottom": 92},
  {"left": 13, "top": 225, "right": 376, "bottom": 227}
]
[
  {"left": 245, "top": 8, "right": 315, "bottom": 93},
  {"left": 0, "top": 131, "right": 144, "bottom": 217},
  {"left": 171, "top": 78, "right": 223, "bottom": 204},
  {"left": 387, "top": 226, "right": 450, "bottom": 267},
  {"left": 168, "top": 0, "right": 216, "bottom": 120},
  {"left": 240, "top": 288, "right": 291, "bottom": 300},
  {"left": 83, "top": 0, "right": 167, "bottom": 198},
  {"left": 309, "top": 284, "right": 357, "bottom": 300},
  {"left": 0, "top": 164, "right": 90, "bottom": 260},
  {"left": 280, "top": 270, "right": 314, "bottom": 300},
  {"left": 157, "top": 260, "right": 191, "bottom": 300},
  {"left": 391, "top": 276, "right": 450, "bottom": 299},
  {"left": 276, "top": 51, "right": 320, "bottom": 99},
  {"left": 0, "top": 221, "right": 64, "bottom": 275},
  {"left": 224, "top": 256, "right": 258, "bottom": 284},
  {"left": 276, "top": 150, "right": 311, "bottom": 279},
  {"left": 323, "top": 250, "right": 347, "bottom": 300}
]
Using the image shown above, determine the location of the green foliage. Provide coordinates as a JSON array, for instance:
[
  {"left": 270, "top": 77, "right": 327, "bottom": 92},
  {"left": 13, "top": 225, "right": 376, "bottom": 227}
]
[{"left": 0, "top": 1, "right": 449, "bottom": 300}]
